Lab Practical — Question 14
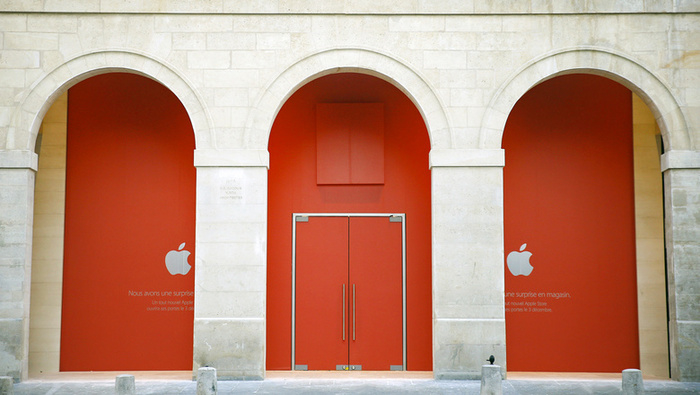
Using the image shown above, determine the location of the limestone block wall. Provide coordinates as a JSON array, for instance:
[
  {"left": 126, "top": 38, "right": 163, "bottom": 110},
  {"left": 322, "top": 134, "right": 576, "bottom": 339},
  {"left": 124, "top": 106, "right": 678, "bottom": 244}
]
[
  {"left": 0, "top": 163, "right": 35, "bottom": 381},
  {"left": 0, "top": 10, "right": 697, "bottom": 154},
  {"left": 430, "top": 163, "right": 505, "bottom": 379},
  {"left": 0, "top": 1, "right": 698, "bottom": 382},
  {"left": 663, "top": 163, "right": 700, "bottom": 382},
  {"left": 28, "top": 93, "right": 66, "bottom": 375},
  {"left": 192, "top": 165, "right": 268, "bottom": 380},
  {"left": 632, "top": 94, "right": 670, "bottom": 378}
]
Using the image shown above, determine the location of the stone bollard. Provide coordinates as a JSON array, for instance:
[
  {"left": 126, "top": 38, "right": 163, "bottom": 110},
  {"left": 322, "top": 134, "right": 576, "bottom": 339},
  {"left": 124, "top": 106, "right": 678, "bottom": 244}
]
[
  {"left": 480, "top": 364, "right": 502, "bottom": 395},
  {"left": 622, "top": 369, "right": 644, "bottom": 395},
  {"left": 0, "top": 376, "right": 13, "bottom": 395},
  {"left": 115, "top": 374, "right": 135, "bottom": 395},
  {"left": 197, "top": 367, "right": 217, "bottom": 395}
]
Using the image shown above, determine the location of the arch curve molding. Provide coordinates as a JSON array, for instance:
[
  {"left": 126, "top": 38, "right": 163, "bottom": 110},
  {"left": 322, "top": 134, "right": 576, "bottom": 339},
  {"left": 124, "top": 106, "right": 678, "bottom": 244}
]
[
  {"left": 481, "top": 48, "right": 690, "bottom": 151},
  {"left": 6, "top": 50, "right": 212, "bottom": 151},
  {"left": 245, "top": 47, "right": 451, "bottom": 150}
]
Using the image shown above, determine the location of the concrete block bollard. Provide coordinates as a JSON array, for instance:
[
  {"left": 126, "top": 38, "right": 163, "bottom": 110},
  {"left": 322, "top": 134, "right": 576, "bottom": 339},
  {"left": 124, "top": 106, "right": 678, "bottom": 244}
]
[
  {"left": 480, "top": 364, "right": 502, "bottom": 395},
  {"left": 115, "top": 374, "right": 135, "bottom": 395},
  {"left": 0, "top": 376, "right": 13, "bottom": 395},
  {"left": 622, "top": 369, "right": 644, "bottom": 395},
  {"left": 197, "top": 367, "right": 217, "bottom": 395}
]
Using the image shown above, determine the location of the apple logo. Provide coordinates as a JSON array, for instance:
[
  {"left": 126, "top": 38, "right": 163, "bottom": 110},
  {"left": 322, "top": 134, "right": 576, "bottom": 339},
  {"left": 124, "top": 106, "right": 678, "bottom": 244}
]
[
  {"left": 165, "top": 242, "right": 192, "bottom": 275},
  {"left": 506, "top": 243, "right": 534, "bottom": 276}
]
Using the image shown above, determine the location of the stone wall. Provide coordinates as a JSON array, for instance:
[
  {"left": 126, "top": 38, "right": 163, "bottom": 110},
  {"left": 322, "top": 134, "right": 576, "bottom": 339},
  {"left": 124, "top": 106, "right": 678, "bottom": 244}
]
[
  {"left": 0, "top": 2, "right": 698, "bottom": 382},
  {"left": 632, "top": 94, "right": 669, "bottom": 378},
  {"left": 28, "top": 93, "right": 66, "bottom": 375}
]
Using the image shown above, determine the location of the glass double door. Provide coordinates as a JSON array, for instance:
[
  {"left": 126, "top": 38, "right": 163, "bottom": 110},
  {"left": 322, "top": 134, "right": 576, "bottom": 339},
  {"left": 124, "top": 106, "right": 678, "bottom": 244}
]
[{"left": 293, "top": 215, "right": 404, "bottom": 371}]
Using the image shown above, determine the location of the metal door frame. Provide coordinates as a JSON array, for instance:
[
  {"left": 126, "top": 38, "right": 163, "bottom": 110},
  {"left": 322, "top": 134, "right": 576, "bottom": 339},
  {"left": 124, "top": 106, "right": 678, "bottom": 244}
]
[{"left": 291, "top": 213, "right": 407, "bottom": 371}]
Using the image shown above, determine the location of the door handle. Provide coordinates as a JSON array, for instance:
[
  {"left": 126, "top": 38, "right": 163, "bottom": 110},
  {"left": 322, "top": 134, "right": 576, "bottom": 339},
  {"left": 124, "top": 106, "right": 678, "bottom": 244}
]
[
  {"left": 352, "top": 284, "right": 356, "bottom": 341},
  {"left": 342, "top": 284, "right": 346, "bottom": 341}
]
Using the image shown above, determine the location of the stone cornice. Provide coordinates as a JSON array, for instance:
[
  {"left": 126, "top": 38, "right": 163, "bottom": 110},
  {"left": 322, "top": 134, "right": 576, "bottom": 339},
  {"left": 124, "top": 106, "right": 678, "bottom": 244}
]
[
  {"left": 194, "top": 149, "right": 269, "bottom": 168},
  {"left": 661, "top": 150, "right": 700, "bottom": 171},
  {"left": 1, "top": 2, "right": 697, "bottom": 15},
  {"left": 0, "top": 150, "right": 38, "bottom": 171},
  {"left": 429, "top": 149, "right": 505, "bottom": 168}
]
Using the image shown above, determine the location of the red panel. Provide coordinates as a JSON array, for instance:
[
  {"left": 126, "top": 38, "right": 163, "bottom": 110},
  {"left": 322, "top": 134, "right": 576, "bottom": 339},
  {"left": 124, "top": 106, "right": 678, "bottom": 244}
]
[
  {"left": 349, "top": 217, "right": 402, "bottom": 370},
  {"left": 295, "top": 217, "right": 349, "bottom": 370},
  {"left": 316, "top": 104, "right": 351, "bottom": 184},
  {"left": 503, "top": 74, "right": 639, "bottom": 372},
  {"left": 316, "top": 103, "right": 385, "bottom": 185},
  {"left": 348, "top": 104, "right": 384, "bottom": 184},
  {"left": 61, "top": 73, "right": 195, "bottom": 371},
  {"left": 267, "top": 73, "right": 432, "bottom": 371}
]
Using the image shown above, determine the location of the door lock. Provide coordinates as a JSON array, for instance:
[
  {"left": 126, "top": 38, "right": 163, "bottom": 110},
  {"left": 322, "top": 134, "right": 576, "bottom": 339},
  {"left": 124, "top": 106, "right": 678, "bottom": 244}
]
[{"left": 336, "top": 365, "right": 362, "bottom": 371}]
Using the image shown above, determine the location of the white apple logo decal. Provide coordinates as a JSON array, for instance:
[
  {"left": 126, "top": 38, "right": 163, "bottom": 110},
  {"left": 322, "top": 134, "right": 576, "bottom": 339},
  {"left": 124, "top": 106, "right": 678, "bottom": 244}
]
[
  {"left": 507, "top": 243, "right": 533, "bottom": 276},
  {"left": 165, "top": 242, "right": 192, "bottom": 275}
]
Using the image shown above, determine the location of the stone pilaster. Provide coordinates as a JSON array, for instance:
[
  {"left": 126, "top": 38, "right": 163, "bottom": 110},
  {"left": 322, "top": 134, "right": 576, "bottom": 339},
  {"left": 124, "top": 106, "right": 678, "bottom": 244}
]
[
  {"left": 662, "top": 151, "right": 700, "bottom": 382},
  {"left": 192, "top": 150, "right": 268, "bottom": 380},
  {"left": 430, "top": 150, "right": 506, "bottom": 379},
  {"left": 0, "top": 150, "right": 38, "bottom": 381}
]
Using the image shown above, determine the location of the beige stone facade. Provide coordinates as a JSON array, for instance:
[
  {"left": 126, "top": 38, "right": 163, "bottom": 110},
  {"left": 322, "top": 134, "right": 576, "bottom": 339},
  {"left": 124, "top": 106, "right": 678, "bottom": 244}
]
[{"left": 1, "top": 1, "right": 699, "bottom": 382}]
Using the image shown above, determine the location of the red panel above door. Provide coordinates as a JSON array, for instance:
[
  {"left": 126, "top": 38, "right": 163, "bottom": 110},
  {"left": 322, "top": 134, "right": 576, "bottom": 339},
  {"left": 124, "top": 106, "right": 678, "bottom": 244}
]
[{"left": 316, "top": 103, "right": 385, "bottom": 185}]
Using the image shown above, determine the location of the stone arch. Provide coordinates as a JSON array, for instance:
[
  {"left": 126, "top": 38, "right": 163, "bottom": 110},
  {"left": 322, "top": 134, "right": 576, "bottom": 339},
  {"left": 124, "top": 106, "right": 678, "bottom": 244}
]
[
  {"left": 25, "top": 56, "right": 202, "bottom": 376},
  {"left": 244, "top": 47, "right": 451, "bottom": 150},
  {"left": 496, "top": 49, "right": 678, "bottom": 377},
  {"left": 480, "top": 47, "right": 690, "bottom": 151},
  {"left": 6, "top": 50, "right": 212, "bottom": 151}
]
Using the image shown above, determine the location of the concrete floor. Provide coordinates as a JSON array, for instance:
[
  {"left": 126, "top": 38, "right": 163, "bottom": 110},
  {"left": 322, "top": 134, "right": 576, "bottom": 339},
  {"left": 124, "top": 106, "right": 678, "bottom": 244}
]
[{"left": 10, "top": 371, "right": 700, "bottom": 394}]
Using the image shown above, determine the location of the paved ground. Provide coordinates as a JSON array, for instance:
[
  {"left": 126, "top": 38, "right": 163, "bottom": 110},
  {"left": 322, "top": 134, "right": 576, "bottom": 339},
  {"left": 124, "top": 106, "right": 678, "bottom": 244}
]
[{"left": 10, "top": 378, "right": 700, "bottom": 394}]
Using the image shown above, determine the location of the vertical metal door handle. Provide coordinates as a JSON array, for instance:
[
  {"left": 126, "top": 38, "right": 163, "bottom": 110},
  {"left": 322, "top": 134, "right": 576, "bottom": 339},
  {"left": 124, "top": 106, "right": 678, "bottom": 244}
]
[
  {"left": 352, "top": 284, "right": 356, "bottom": 341},
  {"left": 342, "top": 284, "right": 346, "bottom": 341}
]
